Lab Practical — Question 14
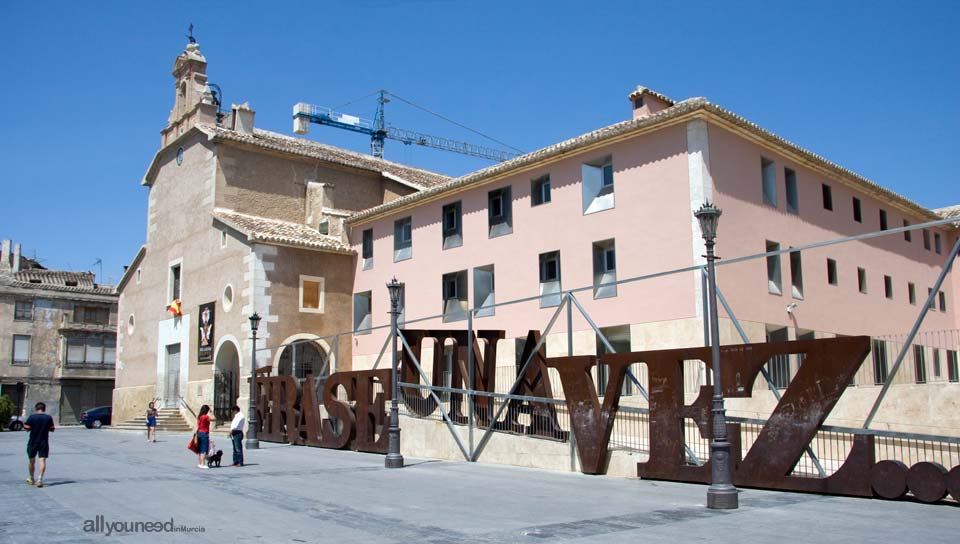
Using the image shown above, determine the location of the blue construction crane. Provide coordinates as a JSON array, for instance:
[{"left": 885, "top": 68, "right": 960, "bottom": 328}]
[{"left": 293, "top": 90, "right": 520, "bottom": 162}]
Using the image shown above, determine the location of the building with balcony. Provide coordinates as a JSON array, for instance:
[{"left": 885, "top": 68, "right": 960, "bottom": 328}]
[{"left": 0, "top": 240, "right": 118, "bottom": 424}]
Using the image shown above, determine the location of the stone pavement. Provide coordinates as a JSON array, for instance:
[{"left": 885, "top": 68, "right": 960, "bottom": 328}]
[{"left": 0, "top": 427, "right": 957, "bottom": 543}]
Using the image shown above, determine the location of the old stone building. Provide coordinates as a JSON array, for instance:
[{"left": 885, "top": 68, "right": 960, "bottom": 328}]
[
  {"left": 0, "top": 240, "right": 118, "bottom": 424},
  {"left": 113, "top": 40, "right": 448, "bottom": 424}
]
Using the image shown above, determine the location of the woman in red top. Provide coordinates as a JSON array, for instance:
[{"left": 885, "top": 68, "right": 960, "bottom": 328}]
[{"left": 196, "top": 405, "right": 212, "bottom": 469}]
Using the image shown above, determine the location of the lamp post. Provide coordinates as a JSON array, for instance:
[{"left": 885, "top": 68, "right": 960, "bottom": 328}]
[
  {"left": 385, "top": 277, "right": 405, "bottom": 468},
  {"left": 694, "top": 202, "right": 738, "bottom": 510},
  {"left": 245, "top": 312, "right": 261, "bottom": 450}
]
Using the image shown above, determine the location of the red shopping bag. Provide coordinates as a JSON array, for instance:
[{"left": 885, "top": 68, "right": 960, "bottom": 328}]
[{"left": 187, "top": 433, "right": 199, "bottom": 454}]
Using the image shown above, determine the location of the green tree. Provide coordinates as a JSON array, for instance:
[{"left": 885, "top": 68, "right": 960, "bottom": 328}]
[{"left": 0, "top": 395, "right": 14, "bottom": 430}]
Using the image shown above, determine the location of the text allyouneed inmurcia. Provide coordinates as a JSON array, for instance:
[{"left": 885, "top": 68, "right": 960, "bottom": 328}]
[{"left": 82, "top": 515, "right": 205, "bottom": 536}]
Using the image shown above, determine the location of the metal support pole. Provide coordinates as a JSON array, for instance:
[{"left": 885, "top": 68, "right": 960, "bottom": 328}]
[
  {"left": 864, "top": 234, "right": 960, "bottom": 429},
  {"left": 245, "top": 326, "right": 259, "bottom": 450},
  {"left": 566, "top": 292, "right": 573, "bottom": 356},
  {"left": 386, "top": 279, "right": 404, "bottom": 468},
  {"left": 467, "top": 310, "right": 475, "bottom": 459},
  {"left": 702, "top": 271, "right": 712, "bottom": 386}
]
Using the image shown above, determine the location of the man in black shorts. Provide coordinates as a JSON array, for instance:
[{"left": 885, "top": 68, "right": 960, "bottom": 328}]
[{"left": 24, "top": 402, "right": 55, "bottom": 488}]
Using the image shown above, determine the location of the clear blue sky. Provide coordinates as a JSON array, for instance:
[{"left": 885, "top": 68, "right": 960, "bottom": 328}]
[{"left": 2, "top": 1, "right": 958, "bottom": 284}]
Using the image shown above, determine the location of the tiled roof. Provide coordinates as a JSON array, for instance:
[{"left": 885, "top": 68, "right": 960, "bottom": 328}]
[
  {"left": 348, "top": 97, "right": 949, "bottom": 225},
  {"left": 212, "top": 208, "right": 354, "bottom": 254},
  {"left": 627, "top": 86, "right": 675, "bottom": 105},
  {"left": 6, "top": 269, "right": 116, "bottom": 295},
  {"left": 934, "top": 205, "right": 960, "bottom": 219},
  {"left": 201, "top": 126, "right": 451, "bottom": 189}
]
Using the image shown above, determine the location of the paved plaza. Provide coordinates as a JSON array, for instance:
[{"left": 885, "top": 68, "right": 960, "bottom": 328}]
[{"left": 0, "top": 427, "right": 957, "bottom": 543}]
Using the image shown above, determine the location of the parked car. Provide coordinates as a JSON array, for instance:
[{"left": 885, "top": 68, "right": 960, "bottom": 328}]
[
  {"left": 8, "top": 416, "right": 23, "bottom": 431},
  {"left": 81, "top": 406, "right": 112, "bottom": 429}
]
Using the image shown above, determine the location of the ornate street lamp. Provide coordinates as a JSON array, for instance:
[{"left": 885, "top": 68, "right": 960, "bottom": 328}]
[
  {"left": 694, "top": 202, "right": 738, "bottom": 509},
  {"left": 385, "top": 277, "right": 405, "bottom": 468},
  {"left": 245, "top": 312, "right": 261, "bottom": 450}
]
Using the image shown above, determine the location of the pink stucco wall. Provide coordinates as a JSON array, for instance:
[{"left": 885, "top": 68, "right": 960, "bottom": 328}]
[
  {"left": 707, "top": 123, "right": 957, "bottom": 337},
  {"left": 349, "top": 124, "right": 693, "bottom": 355}
]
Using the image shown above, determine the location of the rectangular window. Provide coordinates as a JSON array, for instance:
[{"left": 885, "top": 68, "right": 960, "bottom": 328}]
[
  {"left": 14, "top": 300, "right": 33, "bottom": 321},
  {"left": 766, "top": 241, "right": 782, "bottom": 295},
  {"left": 761, "top": 158, "right": 777, "bottom": 207},
  {"left": 857, "top": 267, "right": 867, "bottom": 294},
  {"left": 785, "top": 168, "right": 799, "bottom": 214},
  {"left": 442, "top": 201, "right": 463, "bottom": 250},
  {"left": 596, "top": 325, "right": 632, "bottom": 396},
  {"left": 923, "top": 229, "right": 931, "bottom": 250},
  {"left": 361, "top": 228, "right": 373, "bottom": 270},
  {"left": 473, "top": 265, "right": 495, "bottom": 318},
  {"left": 531, "top": 175, "right": 551, "bottom": 206},
  {"left": 592, "top": 239, "right": 617, "bottom": 299},
  {"left": 933, "top": 349, "right": 942, "bottom": 379},
  {"left": 582, "top": 156, "right": 615, "bottom": 214},
  {"left": 852, "top": 197, "right": 862, "bottom": 223},
  {"left": 221, "top": 229, "right": 228, "bottom": 248},
  {"left": 928, "top": 288, "right": 936, "bottom": 311},
  {"left": 85, "top": 336, "right": 104, "bottom": 364},
  {"left": 827, "top": 258, "right": 838, "bottom": 286},
  {"left": 394, "top": 217, "right": 413, "bottom": 262},
  {"left": 12, "top": 335, "right": 30, "bottom": 365},
  {"left": 789, "top": 250, "right": 803, "bottom": 299},
  {"left": 765, "top": 327, "right": 790, "bottom": 389},
  {"left": 879, "top": 209, "right": 888, "bottom": 231},
  {"left": 821, "top": 183, "right": 833, "bottom": 211},
  {"left": 488, "top": 186, "right": 513, "bottom": 237},
  {"left": 939, "top": 291, "right": 947, "bottom": 312},
  {"left": 908, "top": 282, "right": 916, "bottom": 305},
  {"left": 934, "top": 232, "right": 942, "bottom": 254},
  {"left": 872, "top": 339, "right": 888, "bottom": 385},
  {"left": 67, "top": 337, "right": 84, "bottom": 365},
  {"left": 170, "top": 263, "right": 182, "bottom": 301},
  {"left": 914, "top": 345, "right": 927, "bottom": 384},
  {"left": 75, "top": 305, "right": 110, "bottom": 325},
  {"left": 948, "top": 350, "right": 959, "bottom": 383},
  {"left": 441, "top": 270, "right": 469, "bottom": 322},
  {"left": 539, "top": 251, "right": 562, "bottom": 308},
  {"left": 884, "top": 275, "right": 893, "bottom": 299},
  {"left": 903, "top": 220, "right": 912, "bottom": 241},
  {"left": 104, "top": 337, "right": 116, "bottom": 367},
  {"left": 353, "top": 291, "right": 372, "bottom": 334},
  {"left": 299, "top": 275, "right": 325, "bottom": 313}
]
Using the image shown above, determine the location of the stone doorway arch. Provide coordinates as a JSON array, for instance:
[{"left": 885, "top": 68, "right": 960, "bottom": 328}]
[
  {"left": 213, "top": 338, "right": 241, "bottom": 422},
  {"left": 274, "top": 335, "right": 331, "bottom": 407}
]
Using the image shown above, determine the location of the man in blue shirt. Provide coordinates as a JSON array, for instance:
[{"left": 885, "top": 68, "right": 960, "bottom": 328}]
[{"left": 23, "top": 402, "right": 55, "bottom": 488}]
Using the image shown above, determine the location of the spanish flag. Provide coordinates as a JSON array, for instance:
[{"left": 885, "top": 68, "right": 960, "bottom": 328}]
[{"left": 167, "top": 299, "right": 182, "bottom": 316}]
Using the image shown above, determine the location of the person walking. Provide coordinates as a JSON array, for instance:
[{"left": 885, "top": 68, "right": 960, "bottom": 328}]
[
  {"left": 196, "top": 405, "right": 212, "bottom": 469},
  {"left": 229, "top": 405, "right": 245, "bottom": 467},
  {"left": 24, "top": 402, "right": 55, "bottom": 488},
  {"left": 146, "top": 401, "right": 158, "bottom": 442}
]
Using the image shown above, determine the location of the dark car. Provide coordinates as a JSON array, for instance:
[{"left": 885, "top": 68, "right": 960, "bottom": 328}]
[{"left": 81, "top": 406, "right": 112, "bottom": 429}]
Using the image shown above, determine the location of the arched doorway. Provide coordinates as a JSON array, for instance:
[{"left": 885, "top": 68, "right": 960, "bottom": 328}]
[
  {"left": 213, "top": 340, "right": 240, "bottom": 422},
  {"left": 277, "top": 339, "right": 329, "bottom": 405}
]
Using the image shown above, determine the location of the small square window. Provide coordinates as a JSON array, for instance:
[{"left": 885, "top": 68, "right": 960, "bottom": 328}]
[
  {"left": 879, "top": 209, "right": 888, "bottom": 231},
  {"left": 318, "top": 220, "right": 330, "bottom": 235},
  {"left": 852, "top": 197, "right": 862, "bottom": 223},
  {"left": 821, "top": 184, "right": 833, "bottom": 211},
  {"left": 826, "top": 259, "right": 838, "bottom": 286},
  {"left": 299, "top": 275, "right": 325, "bottom": 313},
  {"left": 903, "top": 220, "right": 912, "bottom": 242},
  {"left": 857, "top": 267, "right": 867, "bottom": 294},
  {"left": 531, "top": 175, "right": 551, "bottom": 206},
  {"left": 884, "top": 275, "right": 893, "bottom": 299},
  {"left": 442, "top": 270, "right": 468, "bottom": 322}
]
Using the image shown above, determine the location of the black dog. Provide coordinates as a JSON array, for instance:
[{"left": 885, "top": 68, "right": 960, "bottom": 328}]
[{"left": 206, "top": 450, "right": 223, "bottom": 468}]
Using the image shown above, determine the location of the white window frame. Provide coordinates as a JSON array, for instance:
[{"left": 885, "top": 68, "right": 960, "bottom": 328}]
[
  {"left": 12, "top": 335, "right": 31, "bottom": 365},
  {"left": 299, "top": 275, "right": 325, "bottom": 314}
]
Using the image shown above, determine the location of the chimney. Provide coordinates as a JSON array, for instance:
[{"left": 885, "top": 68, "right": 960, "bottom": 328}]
[
  {"left": 629, "top": 86, "right": 674, "bottom": 120},
  {"left": 305, "top": 181, "right": 331, "bottom": 228},
  {"left": 1, "top": 240, "right": 10, "bottom": 271},
  {"left": 232, "top": 102, "right": 256, "bottom": 135},
  {"left": 12, "top": 243, "right": 21, "bottom": 272}
]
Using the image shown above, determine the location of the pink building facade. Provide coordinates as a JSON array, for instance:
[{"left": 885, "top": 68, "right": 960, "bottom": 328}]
[{"left": 345, "top": 87, "right": 959, "bottom": 434}]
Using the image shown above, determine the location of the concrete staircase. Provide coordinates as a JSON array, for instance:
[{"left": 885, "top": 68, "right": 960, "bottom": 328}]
[{"left": 112, "top": 408, "right": 193, "bottom": 433}]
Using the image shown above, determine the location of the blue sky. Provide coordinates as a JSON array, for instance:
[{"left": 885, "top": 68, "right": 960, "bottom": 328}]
[{"left": 1, "top": 1, "right": 957, "bottom": 284}]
